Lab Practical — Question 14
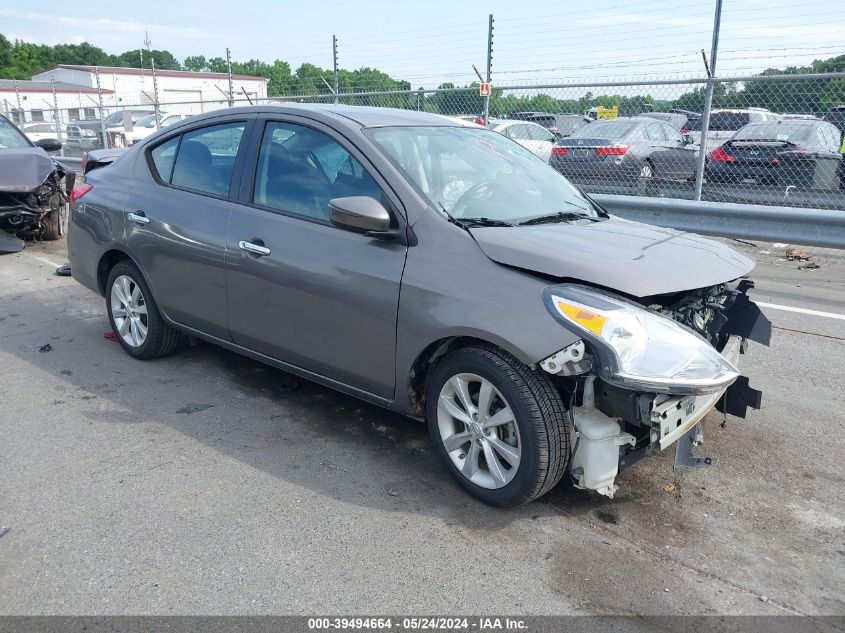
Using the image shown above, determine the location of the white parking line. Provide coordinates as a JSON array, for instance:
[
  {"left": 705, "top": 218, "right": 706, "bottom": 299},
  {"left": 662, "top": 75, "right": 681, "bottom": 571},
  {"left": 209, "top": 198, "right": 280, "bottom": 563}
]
[
  {"left": 32, "top": 255, "right": 65, "bottom": 269},
  {"left": 757, "top": 301, "right": 845, "bottom": 321}
]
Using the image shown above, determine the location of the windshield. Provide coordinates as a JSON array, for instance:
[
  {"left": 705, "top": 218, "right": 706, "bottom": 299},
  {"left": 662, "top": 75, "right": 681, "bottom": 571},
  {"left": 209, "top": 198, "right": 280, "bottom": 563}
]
[
  {"left": 365, "top": 126, "right": 598, "bottom": 223},
  {"left": 568, "top": 120, "right": 634, "bottom": 139},
  {"left": 733, "top": 122, "right": 812, "bottom": 142},
  {"left": 0, "top": 117, "right": 31, "bottom": 149}
]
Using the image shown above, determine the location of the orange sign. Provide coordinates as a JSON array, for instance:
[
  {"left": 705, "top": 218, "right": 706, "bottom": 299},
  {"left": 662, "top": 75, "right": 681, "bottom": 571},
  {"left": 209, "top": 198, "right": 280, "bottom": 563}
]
[{"left": 479, "top": 82, "right": 492, "bottom": 97}]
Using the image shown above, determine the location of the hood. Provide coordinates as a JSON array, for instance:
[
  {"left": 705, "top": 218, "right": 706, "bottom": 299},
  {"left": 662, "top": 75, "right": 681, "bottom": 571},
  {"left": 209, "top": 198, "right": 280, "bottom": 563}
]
[
  {"left": 469, "top": 216, "right": 755, "bottom": 298},
  {"left": 0, "top": 148, "right": 59, "bottom": 193}
]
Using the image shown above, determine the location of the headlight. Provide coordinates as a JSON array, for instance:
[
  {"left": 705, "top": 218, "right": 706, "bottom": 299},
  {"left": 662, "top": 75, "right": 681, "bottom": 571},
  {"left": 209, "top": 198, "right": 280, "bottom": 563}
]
[{"left": 543, "top": 284, "right": 738, "bottom": 395}]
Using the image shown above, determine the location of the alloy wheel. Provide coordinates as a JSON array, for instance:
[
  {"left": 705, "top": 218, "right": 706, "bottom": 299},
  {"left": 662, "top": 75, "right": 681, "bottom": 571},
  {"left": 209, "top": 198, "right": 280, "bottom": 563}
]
[
  {"left": 110, "top": 275, "right": 149, "bottom": 347},
  {"left": 436, "top": 373, "right": 521, "bottom": 490}
]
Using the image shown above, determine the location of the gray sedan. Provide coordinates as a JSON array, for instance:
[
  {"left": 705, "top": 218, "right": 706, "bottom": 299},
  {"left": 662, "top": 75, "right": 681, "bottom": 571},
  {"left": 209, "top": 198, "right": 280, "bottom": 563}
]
[
  {"left": 550, "top": 117, "right": 698, "bottom": 183},
  {"left": 68, "top": 105, "right": 768, "bottom": 507}
]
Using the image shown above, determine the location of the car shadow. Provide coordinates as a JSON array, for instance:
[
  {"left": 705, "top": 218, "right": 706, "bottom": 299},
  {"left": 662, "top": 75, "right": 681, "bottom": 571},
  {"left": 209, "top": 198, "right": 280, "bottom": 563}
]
[{"left": 3, "top": 287, "right": 653, "bottom": 529}]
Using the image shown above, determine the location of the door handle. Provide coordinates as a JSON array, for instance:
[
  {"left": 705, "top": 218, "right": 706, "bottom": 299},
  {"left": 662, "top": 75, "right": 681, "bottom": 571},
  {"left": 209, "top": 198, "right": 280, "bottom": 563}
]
[
  {"left": 239, "top": 240, "right": 271, "bottom": 256},
  {"left": 127, "top": 211, "right": 150, "bottom": 225}
]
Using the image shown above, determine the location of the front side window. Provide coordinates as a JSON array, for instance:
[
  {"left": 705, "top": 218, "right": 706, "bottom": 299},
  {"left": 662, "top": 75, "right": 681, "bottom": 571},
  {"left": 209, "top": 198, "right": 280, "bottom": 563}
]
[
  {"left": 252, "top": 121, "right": 382, "bottom": 222},
  {"left": 170, "top": 122, "right": 245, "bottom": 196},
  {"left": 366, "top": 126, "right": 598, "bottom": 224}
]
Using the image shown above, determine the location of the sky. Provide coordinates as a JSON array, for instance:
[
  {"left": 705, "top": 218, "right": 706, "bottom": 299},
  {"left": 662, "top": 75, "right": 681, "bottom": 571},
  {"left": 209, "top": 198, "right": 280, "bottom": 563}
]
[{"left": 2, "top": 0, "right": 843, "bottom": 91}]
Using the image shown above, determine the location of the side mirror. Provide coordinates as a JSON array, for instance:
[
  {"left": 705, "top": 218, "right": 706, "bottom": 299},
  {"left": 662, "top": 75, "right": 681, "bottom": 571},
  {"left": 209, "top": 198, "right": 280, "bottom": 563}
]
[
  {"left": 329, "top": 196, "right": 392, "bottom": 236},
  {"left": 35, "top": 138, "right": 62, "bottom": 152}
]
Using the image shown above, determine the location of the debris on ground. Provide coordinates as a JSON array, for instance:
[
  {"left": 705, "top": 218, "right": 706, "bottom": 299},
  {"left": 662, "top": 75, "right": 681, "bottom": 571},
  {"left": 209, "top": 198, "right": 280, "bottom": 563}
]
[
  {"left": 387, "top": 488, "right": 399, "bottom": 497},
  {"left": 38, "top": 343, "right": 52, "bottom": 353},
  {"left": 798, "top": 262, "right": 821, "bottom": 271},
  {"left": 732, "top": 238, "right": 757, "bottom": 247},
  {"left": 0, "top": 231, "right": 24, "bottom": 254},
  {"left": 0, "top": 526, "right": 9, "bottom": 539},
  {"left": 785, "top": 248, "right": 811, "bottom": 261},
  {"left": 758, "top": 250, "right": 771, "bottom": 255},
  {"left": 103, "top": 331, "right": 118, "bottom": 342},
  {"left": 176, "top": 403, "right": 215, "bottom": 415},
  {"left": 662, "top": 484, "right": 676, "bottom": 493},
  {"left": 55, "top": 265, "right": 71, "bottom": 276}
]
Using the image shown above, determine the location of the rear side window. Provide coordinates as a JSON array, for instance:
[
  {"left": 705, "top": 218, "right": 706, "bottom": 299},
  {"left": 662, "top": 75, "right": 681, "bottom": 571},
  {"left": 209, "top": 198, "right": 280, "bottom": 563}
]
[
  {"left": 170, "top": 122, "right": 245, "bottom": 196},
  {"left": 150, "top": 136, "right": 179, "bottom": 181},
  {"left": 643, "top": 124, "right": 665, "bottom": 140}
]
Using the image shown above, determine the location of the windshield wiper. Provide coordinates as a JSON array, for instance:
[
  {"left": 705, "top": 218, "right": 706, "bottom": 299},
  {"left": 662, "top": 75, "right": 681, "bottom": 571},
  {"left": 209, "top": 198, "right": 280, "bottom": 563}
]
[
  {"left": 518, "top": 211, "right": 598, "bottom": 226},
  {"left": 458, "top": 217, "right": 514, "bottom": 228}
]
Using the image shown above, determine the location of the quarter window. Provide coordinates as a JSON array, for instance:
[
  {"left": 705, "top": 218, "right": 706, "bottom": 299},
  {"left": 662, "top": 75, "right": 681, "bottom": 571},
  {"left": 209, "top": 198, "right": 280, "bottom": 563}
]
[
  {"left": 150, "top": 136, "right": 179, "bottom": 182},
  {"left": 253, "top": 121, "right": 382, "bottom": 222}
]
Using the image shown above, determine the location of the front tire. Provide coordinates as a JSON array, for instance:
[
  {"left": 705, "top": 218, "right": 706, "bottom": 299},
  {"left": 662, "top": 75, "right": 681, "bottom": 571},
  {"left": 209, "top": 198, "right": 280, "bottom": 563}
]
[
  {"left": 106, "top": 261, "right": 182, "bottom": 360},
  {"left": 39, "top": 193, "right": 67, "bottom": 241},
  {"left": 426, "top": 345, "right": 570, "bottom": 507}
]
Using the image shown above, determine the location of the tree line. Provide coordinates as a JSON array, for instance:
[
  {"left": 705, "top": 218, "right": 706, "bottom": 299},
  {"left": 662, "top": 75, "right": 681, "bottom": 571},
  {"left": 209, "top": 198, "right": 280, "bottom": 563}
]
[{"left": 1, "top": 33, "right": 842, "bottom": 116}]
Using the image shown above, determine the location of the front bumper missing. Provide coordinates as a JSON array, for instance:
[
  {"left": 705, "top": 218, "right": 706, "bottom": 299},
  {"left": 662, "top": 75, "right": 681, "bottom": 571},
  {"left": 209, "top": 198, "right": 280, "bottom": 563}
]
[{"left": 652, "top": 335, "right": 744, "bottom": 451}]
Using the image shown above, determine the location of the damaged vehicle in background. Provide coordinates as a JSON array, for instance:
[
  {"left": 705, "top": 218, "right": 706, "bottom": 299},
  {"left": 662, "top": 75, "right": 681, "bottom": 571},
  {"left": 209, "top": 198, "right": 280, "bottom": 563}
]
[
  {"left": 1, "top": 113, "right": 74, "bottom": 249},
  {"left": 68, "top": 105, "right": 770, "bottom": 507}
]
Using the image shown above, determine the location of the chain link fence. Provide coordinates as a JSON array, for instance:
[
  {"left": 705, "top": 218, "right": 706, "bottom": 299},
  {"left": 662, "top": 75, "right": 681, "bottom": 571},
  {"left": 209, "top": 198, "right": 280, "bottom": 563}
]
[{"left": 5, "top": 70, "right": 844, "bottom": 210}]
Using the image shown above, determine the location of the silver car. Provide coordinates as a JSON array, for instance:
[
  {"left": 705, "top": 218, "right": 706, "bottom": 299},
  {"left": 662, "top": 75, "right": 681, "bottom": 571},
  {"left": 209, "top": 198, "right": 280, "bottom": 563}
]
[{"left": 68, "top": 105, "right": 769, "bottom": 507}]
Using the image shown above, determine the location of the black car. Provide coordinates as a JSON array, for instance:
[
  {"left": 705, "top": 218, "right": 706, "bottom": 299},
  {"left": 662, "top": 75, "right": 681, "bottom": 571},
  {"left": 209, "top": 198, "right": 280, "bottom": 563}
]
[
  {"left": 0, "top": 113, "right": 72, "bottom": 246},
  {"left": 549, "top": 117, "right": 697, "bottom": 184},
  {"left": 706, "top": 119, "right": 842, "bottom": 190},
  {"left": 823, "top": 105, "right": 845, "bottom": 133}
]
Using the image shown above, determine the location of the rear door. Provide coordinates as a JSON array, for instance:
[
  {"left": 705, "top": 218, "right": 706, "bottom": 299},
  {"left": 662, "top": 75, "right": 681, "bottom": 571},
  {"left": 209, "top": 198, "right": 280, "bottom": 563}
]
[
  {"left": 124, "top": 116, "right": 251, "bottom": 339},
  {"left": 648, "top": 122, "right": 696, "bottom": 180},
  {"left": 525, "top": 123, "right": 556, "bottom": 161},
  {"left": 226, "top": 117, "right": 408, "bottom": 398}
]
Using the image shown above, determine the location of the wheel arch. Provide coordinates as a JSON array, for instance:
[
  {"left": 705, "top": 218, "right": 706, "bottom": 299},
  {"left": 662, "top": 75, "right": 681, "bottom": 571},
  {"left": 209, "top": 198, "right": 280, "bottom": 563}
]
[{"left": 406, "top": 334, "right": 531, "bottom": 417}]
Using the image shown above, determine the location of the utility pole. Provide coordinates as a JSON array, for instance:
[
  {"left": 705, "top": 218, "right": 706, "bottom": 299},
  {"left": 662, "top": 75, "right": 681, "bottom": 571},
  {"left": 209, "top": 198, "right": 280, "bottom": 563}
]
[
  {"left": 226, "top": 47, "right": 234, "bottom": 107},
  {"left": 95, "top": 67, "right": 107, "bottom": 149},
  {"left": 145, "top": 32, "right": 162, "bottom": 129},
  {"left": 693, "top": 0, "right": 723, "bottom": 201},
  {"left": 332, "top": 35, "right": 339, "bottom": 104},
  {"left": 483, "top": 14, "right": 494, "bottom": 125},
  {"left": 51, "top": 73, "right": 64, "bottom": 156},
  {"left": 13, "top": 79, "right": 22, "bottom": 123}
]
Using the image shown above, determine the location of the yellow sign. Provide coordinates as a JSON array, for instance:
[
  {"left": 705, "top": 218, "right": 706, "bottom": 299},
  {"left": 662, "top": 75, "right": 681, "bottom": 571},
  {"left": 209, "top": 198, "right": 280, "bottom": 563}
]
[{"left": 596, "top": 105, "right": 619, "bottom": 120}]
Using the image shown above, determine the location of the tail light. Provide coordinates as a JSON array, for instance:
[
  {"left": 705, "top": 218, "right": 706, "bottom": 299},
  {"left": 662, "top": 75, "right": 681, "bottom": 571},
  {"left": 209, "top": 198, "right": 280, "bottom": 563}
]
[
  {"left": 474, "top": 117, "right": 485, "bottom": 126},
  {"left": 708, "top": 146, "right": 736, "bottom": 162},
  {"left": 552, "top": 147, "right": 569, "bottom": 156},
  {"left": 81, "top": 152, "right": 88, "bottom": 172},
  {"left": 680, "top": 128, "right": 689, "bottom": 134},
  {"left": 595, "top": 144, "right": 628, "bottom": 156},
  {"left": 69, "top": 183, "right": 93, "bottom": 207}
]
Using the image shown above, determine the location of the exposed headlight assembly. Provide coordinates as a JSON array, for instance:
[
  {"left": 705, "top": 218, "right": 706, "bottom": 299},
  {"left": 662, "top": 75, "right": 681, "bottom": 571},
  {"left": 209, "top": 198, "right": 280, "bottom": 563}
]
[{"left": 544, "top": 284, "right": 739, "bottom": 395}]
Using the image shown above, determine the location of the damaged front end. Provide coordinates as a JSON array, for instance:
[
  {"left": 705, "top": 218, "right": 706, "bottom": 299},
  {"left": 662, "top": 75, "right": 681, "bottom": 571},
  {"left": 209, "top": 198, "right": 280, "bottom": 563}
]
[
  {"left": 541, "top": 279, "right": 770, "bottom": 498},
  {"left": 0, "top": 148, "right": 70, "bottom": 240}
]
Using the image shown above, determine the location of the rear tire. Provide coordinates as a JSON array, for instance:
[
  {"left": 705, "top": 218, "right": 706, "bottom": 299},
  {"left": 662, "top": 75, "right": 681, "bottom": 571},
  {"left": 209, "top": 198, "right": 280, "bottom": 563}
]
[
  {"left": 425, "top": 345, "right": 570, "bottom": 507},
  {"left": 106, "top": 260, "right": 182, "bottom": 360}
]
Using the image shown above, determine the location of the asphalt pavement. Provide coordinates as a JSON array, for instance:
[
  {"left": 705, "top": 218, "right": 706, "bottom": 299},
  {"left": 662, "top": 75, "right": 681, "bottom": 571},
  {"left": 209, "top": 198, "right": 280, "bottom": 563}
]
[{"left": 0, "top": 237, "right": 843, "bottom": 615}]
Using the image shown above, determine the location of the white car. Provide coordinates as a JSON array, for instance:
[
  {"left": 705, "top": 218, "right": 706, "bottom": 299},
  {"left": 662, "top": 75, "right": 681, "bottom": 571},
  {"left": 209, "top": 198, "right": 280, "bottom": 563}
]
[
  {"left": 490, "top": 119, "right": 557, "bottom": 161},
  {"left": 119, "top": 113, "right": 186, "bottom": 146},
  {"left": 686, "top": 108, "right": 781, "bottom": 153},
  {"left": 23, "top": 122, "right": 66, "bottom": 144}
]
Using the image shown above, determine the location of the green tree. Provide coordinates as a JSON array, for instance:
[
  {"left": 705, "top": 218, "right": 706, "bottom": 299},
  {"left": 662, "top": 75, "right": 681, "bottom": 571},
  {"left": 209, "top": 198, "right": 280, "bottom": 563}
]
[{"left": 183, "top": 55, "right": 208, "bottom": 72}]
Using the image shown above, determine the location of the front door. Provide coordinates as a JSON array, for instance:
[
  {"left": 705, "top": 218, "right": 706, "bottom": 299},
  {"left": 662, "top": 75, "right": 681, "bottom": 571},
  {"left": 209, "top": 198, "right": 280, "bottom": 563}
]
[
  {"left": 125, "top": 118, "right": 249, "bottom": 339},
  {"left": 226, "top": 119, "right": 408, "bottom": 398}
]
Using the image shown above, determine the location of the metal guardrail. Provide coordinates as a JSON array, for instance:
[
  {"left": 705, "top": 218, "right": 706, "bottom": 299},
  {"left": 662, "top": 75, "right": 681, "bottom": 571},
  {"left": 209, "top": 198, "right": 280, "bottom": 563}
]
[
  {"left": 56, "top": 156, "right": 82, "bottom": 169},
  {"left": 593, "top": 194, "right": 845, "bottom": 250}
]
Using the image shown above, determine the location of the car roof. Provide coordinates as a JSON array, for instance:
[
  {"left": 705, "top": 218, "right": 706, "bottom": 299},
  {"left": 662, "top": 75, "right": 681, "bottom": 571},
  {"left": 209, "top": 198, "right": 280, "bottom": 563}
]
[
  {"left": 180, "top": 104, "right": 464, "bottom": 128},
  {"left": 744, "top": 118, "right": 817, "bottom": 126}
]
